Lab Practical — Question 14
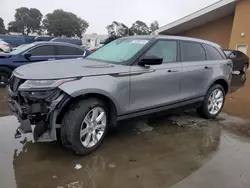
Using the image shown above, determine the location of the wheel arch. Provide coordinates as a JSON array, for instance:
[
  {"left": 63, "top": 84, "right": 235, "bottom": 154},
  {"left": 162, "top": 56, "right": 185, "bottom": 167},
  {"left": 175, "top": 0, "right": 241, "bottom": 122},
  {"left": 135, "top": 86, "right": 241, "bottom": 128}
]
[
  {"left": 56, "top": 92, "right": 118, "bottom": 127},
  {"left": 0, "top": 65, "right": 14, "bottom": 72},
  {"left": 209, "top": 78, "right": 229, "bottom": 94}
]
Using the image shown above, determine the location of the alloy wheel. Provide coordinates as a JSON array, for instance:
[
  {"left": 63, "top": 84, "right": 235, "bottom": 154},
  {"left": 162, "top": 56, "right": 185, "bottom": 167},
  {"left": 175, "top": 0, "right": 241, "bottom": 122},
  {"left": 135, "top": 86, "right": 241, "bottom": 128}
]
[
  {"left": 208, "top": 89, "right": 224, "bottom": 115},
  {"left": 80, "top": 107, "right": 107, "bottom": 148}
]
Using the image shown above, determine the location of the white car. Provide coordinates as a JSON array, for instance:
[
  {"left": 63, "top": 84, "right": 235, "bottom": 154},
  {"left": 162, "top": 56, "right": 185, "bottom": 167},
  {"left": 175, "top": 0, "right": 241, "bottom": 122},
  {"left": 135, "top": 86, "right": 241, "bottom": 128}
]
[{"left": 0, "top": 40, "right": 11, "bottom": 52}]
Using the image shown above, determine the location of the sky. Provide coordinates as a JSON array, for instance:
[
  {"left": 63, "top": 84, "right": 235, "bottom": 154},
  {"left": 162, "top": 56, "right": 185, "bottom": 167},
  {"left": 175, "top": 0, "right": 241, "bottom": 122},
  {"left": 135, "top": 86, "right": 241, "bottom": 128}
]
[{"left": 0, "top": 0, "right": 219, "bottom": 34}]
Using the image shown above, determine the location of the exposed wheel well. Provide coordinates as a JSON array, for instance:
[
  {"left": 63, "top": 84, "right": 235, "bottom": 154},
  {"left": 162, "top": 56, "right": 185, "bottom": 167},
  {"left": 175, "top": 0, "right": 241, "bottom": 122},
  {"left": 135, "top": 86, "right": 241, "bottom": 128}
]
[
  {"left": 0, "top": 66, "right": 14, "bottom": 72},
  {"left": 214, "top": 79, "right": 229, "bottom": 94},
  {"left": 56, "top": 93, "right": 118, "bottom": 127}
]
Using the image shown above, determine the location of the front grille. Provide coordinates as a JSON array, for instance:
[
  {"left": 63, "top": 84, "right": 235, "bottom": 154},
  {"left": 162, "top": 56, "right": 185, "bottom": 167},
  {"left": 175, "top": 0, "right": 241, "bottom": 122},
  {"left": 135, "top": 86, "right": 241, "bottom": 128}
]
[{"left": 9, "top": 75, "right": 25, "bottom": 92}]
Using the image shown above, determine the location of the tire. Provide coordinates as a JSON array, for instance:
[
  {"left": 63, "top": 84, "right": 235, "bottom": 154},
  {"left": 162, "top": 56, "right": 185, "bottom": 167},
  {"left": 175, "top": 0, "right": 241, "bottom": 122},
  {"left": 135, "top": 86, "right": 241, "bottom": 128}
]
[
  {"left": 0, "top": 67, "right": 13, "bottom": 86},
  {"left": 241, "top": 63, "right": 249, "bottom": 74},
  {"left": 197, "top": 84, "right": 225, "bottom": 119},
  {"left": 61, "top": 98, "right": 109, "bottom": 155}
]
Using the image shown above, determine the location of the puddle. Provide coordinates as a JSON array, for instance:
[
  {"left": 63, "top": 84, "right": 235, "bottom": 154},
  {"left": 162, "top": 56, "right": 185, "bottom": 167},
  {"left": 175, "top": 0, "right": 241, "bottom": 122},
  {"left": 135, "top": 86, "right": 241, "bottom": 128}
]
[{"left": 0, "top": 114, "right": 221, "bottom": 188}]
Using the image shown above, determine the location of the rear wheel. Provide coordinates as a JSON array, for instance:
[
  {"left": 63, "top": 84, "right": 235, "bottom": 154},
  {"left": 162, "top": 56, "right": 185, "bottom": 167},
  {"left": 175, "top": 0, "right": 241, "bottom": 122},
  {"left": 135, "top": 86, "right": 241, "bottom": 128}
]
[
  {"left": 61, "top": 98, "right": 108, "bottom": 155},
  {"left": 197, "top": 84, "right": 225, "bottom": 119},
  {"left": 0, "top": 67, "right": 12, "bottom": 87}
]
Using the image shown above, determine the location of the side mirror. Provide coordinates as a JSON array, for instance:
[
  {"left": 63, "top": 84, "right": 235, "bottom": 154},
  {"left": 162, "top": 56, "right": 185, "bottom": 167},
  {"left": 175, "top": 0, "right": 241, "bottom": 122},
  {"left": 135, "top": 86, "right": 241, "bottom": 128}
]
[
  {"left": 138, "top": 55, "right": 163, "bottom": 66},
  {"left": 24, "top": 53, "right": 31, "bottom": 59}
]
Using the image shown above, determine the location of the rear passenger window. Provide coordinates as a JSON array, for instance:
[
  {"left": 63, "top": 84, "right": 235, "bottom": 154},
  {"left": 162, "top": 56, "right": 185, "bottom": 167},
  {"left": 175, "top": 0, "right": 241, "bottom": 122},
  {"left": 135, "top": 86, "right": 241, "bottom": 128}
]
[
  {"left": 145, "top": 40, "right": 177, "bottom": 63},
  {"left": 203, "top": 44, "right": 223, "bottom": 60},
  {"left": 56, "top": 46, "right": 85, "bottom": 55},
  {"left": 181, "top": 42, "right": 206, "bottom": 62}
]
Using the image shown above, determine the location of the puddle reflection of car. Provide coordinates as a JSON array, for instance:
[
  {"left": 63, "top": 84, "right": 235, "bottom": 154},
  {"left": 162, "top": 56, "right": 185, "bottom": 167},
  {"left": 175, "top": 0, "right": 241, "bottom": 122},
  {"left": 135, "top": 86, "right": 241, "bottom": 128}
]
[
  {"left": 224, "top": 49, "right": 249, "bottom": 73},
  {"left": 0, "top": 42, "right": 90, "bottom": 85},
  {"left": 8, "top": 36, "right": 233, "bottom": 155}
]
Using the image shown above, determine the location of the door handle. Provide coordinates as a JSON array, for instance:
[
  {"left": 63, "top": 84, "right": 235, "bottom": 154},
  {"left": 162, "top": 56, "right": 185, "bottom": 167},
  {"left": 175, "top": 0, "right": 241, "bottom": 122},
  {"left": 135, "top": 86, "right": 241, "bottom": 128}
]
[
  {"left": 48, "top": 58, "right": 56, "bottom": 61},
  {"left": 168, "top": 69, "right": 178, "bottom": 73},
  {"left": 204, "top": 66, "right": 212, "bottom": 69}
]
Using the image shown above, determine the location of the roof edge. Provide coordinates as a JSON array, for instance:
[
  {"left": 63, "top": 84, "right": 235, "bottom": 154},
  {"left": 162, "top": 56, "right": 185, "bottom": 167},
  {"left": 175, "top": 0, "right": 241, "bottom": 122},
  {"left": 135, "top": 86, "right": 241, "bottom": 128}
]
[{"left": 154, "top": 0, "right": 236, "bottom": 35}]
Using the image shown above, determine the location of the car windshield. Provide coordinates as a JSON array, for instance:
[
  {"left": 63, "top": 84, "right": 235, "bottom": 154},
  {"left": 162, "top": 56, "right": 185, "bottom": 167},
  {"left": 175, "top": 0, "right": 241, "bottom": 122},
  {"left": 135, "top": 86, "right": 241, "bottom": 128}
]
[
  {"left": 9, "top": 43, "right": 36, "bottom": 55},
  {"left": 87, "top": 38, "right": 149, "bottom": 63}
]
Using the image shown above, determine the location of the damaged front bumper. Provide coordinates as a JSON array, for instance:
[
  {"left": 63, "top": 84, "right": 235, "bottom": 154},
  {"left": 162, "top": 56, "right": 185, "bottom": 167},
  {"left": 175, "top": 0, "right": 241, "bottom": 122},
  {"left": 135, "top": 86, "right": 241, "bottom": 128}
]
[{"left": 7, "top": 86, "right": 70, "bottom": 142}]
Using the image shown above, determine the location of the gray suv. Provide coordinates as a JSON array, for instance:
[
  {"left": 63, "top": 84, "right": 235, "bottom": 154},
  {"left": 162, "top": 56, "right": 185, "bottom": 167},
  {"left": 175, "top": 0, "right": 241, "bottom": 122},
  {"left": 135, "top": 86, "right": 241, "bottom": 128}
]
[{"left": 8, "top": 36, "right": 232, "bottom": 155}]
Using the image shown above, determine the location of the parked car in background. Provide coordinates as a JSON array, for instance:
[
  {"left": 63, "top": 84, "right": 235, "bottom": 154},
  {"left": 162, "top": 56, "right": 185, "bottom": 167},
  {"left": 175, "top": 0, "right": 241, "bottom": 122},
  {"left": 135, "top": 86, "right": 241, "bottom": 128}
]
[
  {"left": 224, "top": 49, "right": 249, "bottom": 73},
  {"left": 0, "top": 42, "right": 90, "bottom": 85},
  {"left": 7, "top": 36, "right": 232, "bottom": 155},
  {"left": 0, "top": 40, "right": 11, "bottom": 52},
  {"left": 0, "top": 34, "right": 26, "bottom": 48},
  {"left": 50, "top": 38, "right": 82, "bottom": 46},
  {"left": 34, "top": 36, "right": 55, "bottom": 42}
]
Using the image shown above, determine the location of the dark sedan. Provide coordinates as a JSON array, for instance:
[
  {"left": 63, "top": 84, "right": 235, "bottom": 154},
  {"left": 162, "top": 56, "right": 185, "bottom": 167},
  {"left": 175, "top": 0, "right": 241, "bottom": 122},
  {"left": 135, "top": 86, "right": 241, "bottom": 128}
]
[
  {"left": 0, "top": 42, "right": 91, "bottom": 85},
  {"left": 224, "top": 49, "right": 249, "bottom": 73}
]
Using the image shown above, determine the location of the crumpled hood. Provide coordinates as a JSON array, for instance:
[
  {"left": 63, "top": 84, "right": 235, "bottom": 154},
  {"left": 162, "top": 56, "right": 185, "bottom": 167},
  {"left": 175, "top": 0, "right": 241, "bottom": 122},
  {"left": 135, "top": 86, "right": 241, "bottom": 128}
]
[{"left": 13, "top": 58, "right": 129, "bottom": 80}]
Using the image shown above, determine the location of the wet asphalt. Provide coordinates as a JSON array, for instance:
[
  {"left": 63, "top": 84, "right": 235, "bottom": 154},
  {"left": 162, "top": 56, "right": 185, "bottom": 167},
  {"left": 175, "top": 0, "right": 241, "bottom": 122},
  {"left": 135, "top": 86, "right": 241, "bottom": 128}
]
[{"left": 0, "top": 72, "right": 249, "bottom": 188}]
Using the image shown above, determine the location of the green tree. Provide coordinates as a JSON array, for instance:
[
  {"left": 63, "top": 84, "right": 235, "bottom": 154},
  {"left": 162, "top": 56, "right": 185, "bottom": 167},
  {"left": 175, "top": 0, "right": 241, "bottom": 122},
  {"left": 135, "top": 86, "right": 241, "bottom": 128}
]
[
  {"left": 0, "top": 17, "right": 7, "bottom": 34},
  {"left": 130, "top": 20, "right": 150, "bottom": 35},
  {"left": 106, "top": 21, "right": 133, "bottom": 37},
  {"left": 150, "top": 21, "right": 159, "bottom": 33},
  {"left": 8, "top": 7, "right": 43, "bottom": 35},
  {"left": 43, "top": 9, "right": 89, "bottom": 38}
]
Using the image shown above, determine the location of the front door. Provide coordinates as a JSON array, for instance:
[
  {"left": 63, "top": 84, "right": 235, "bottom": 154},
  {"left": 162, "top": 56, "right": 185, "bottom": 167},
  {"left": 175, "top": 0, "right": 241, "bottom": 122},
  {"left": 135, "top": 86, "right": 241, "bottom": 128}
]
[
  {"left": 14, "top": 45, "right": 57, "bottom": 66},
  {"left": 129, "top": 40, "right": 182, "bottom": 112}
]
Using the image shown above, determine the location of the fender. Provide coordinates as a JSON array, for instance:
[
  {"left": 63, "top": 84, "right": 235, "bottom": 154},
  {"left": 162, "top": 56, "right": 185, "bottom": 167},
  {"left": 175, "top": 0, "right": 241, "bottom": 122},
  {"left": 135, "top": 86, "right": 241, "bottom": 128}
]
[{"left": 58, "top": 75, "right": 130, "bottom": 115}]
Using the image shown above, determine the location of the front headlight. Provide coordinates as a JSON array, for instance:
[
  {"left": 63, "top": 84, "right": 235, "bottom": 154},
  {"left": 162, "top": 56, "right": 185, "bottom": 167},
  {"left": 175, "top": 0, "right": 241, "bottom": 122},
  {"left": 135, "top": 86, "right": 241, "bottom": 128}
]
[{"left": 19, "top": 78, "right": 77, "bottom": 90}]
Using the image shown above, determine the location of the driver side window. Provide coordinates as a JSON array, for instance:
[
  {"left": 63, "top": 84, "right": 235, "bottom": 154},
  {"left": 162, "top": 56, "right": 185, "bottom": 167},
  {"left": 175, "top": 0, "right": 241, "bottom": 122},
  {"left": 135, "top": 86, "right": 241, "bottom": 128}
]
[
  {"left": 145, "top": 40, "right": 177, "bottom": 63},
  {"left": 29, "top": 45, "right": 56, "bottom": 56}
]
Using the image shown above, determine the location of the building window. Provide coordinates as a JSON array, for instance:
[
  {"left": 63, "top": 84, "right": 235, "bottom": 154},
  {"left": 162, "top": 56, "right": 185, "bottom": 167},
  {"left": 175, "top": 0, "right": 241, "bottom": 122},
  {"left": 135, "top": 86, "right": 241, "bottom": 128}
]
[{"left": 236, "top": 44, "right": 248, "bottom": 55}]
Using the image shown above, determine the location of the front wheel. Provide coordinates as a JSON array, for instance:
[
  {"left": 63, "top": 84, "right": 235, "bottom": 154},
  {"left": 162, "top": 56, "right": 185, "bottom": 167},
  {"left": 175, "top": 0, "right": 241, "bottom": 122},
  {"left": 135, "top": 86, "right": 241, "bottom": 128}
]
[
  {"left": 61, "top": 98, "right": 108, "bottom": 155},
  {"left": 197, "top": 84, "right": 225, "bottom": 119}
]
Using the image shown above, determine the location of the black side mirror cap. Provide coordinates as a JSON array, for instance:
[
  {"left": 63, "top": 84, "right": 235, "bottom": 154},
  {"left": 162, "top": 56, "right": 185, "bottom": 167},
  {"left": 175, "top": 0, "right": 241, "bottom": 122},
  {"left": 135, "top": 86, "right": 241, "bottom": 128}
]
[
  {"left": 24, "top": 53, "right": 31, "bottom": 59},
  {"left": 139, "top": 55, "right": 163, "bottom": 66}
]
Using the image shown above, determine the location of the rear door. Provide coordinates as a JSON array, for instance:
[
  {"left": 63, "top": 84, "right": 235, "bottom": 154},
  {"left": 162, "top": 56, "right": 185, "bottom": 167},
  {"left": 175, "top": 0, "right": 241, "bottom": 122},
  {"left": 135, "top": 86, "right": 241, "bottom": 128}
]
[
  {"left": 55, "top": 45, "right": 86, "bottom": 60},
  {"left": 129, "top": 40, "right": 182, "bottom": 112},
  {"left": 180, "top": 41, "right": 219, "bottom": 100}
]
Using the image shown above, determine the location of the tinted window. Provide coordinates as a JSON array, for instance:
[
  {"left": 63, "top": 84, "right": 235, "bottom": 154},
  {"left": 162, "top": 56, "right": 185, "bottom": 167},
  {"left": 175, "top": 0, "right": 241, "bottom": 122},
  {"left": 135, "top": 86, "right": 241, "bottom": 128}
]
[
  {"left": 57, "top": 46, "right": 85, "bottom": 55},
  {"left": 203, "top": 44, "right": 223, "bottom": 60},
  {"left": 29, "top": 45, "right": 56, "bottom": 56},
  {"left": 181, "top": 42, "right": 206, "bottom": 62},
  {"left": 145, "top": 40, "right": 177, "bottom": 63}
]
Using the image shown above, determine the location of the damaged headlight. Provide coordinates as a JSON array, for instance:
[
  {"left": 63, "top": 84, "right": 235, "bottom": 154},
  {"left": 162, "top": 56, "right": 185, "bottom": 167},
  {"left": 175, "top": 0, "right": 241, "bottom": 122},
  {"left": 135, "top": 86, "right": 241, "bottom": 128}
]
[{"left": 19, "top": 78, "right": 77, "bottom": 91}]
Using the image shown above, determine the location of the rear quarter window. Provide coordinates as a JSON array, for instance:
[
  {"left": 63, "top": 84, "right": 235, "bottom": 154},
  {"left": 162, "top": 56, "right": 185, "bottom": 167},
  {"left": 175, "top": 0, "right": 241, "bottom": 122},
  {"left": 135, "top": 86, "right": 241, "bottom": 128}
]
[{"left": 203, "top": 44, "right": 223, "bottom": 60}]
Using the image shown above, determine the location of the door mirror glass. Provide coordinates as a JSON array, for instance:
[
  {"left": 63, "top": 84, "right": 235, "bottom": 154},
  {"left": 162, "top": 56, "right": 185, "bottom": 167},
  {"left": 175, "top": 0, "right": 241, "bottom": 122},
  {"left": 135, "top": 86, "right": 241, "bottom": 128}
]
[
  {"left": 24, "top": 53, "right": 31, "bottom": 59},
  {"left": 139, "top": 55, "right": 163, "bottom": 66}
]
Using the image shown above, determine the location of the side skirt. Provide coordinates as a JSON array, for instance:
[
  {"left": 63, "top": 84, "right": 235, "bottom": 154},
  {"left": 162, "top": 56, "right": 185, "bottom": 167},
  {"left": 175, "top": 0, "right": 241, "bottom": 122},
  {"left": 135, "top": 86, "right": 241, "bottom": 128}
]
[{"left": 117, "top": 97, "right": 204, "bottom": 121}]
